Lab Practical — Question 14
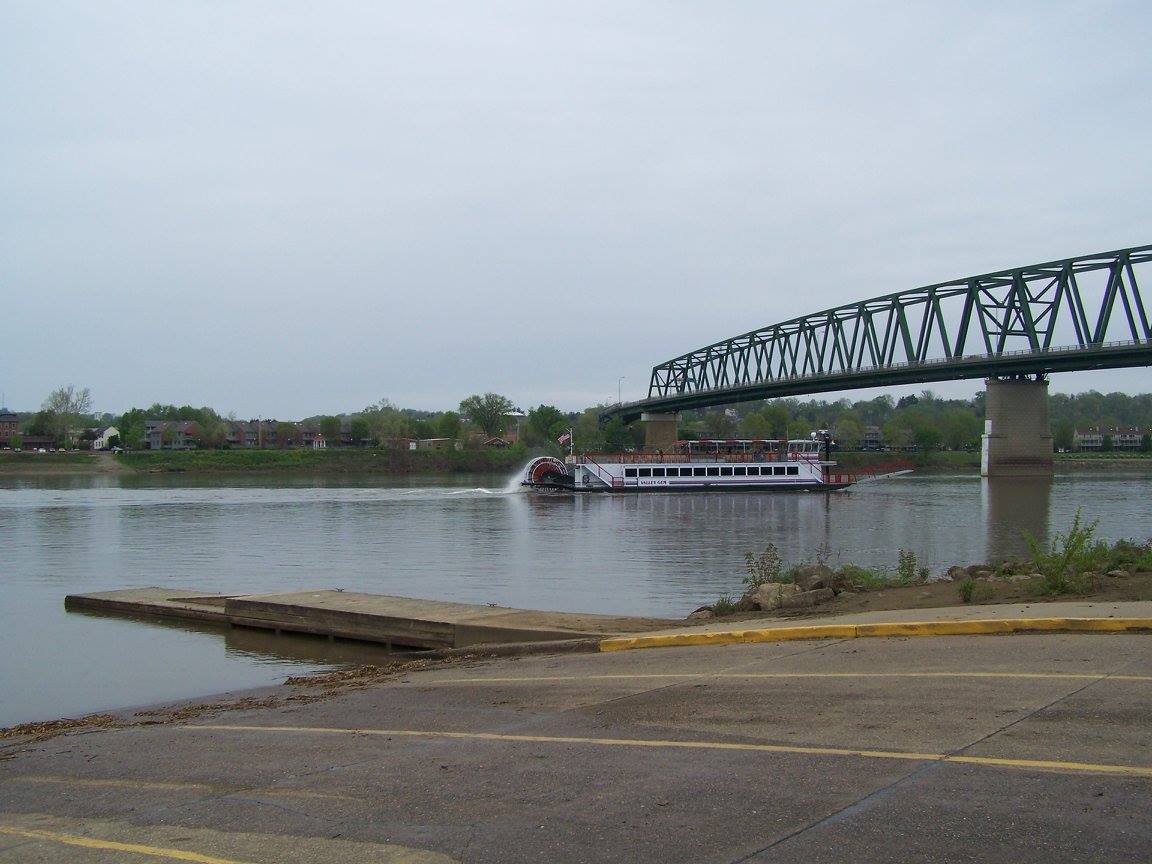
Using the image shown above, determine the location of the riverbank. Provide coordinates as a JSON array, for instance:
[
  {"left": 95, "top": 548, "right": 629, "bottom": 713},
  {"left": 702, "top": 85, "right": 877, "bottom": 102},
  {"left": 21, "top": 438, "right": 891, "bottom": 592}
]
[
  {"left": 0, "top": 451, "right": 128, "bottom": 475},
  {"left": 2, "top": 447, "right": 1150, "bottom": 477}
]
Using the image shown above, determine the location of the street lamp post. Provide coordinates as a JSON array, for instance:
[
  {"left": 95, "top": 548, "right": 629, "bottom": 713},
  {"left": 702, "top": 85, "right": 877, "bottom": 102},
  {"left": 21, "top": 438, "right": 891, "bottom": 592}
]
[{"left": 617, "top": 376, "right": 626, "bottom": 405}]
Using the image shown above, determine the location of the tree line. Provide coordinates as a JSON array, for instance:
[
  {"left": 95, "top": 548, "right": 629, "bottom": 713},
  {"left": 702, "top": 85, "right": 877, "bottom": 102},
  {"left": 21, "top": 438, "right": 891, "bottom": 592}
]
[{"left": 11, "top": 385, "right": 1152, "bottom": 452}]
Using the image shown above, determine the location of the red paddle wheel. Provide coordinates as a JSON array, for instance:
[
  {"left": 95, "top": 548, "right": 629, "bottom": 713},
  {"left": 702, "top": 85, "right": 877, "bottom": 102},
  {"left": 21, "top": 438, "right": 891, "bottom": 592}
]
[{"left": 525, "top": 456, "right": 568, "bottom": 486}]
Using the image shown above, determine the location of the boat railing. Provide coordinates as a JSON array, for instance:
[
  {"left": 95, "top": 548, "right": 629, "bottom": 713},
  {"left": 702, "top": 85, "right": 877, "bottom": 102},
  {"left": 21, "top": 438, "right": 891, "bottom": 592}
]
[
  {"left": 581, "top": 452, "right": 624, "bottom": 488},
  {"left": 577, "top": 451, "right": 794, "bottom": 464}
]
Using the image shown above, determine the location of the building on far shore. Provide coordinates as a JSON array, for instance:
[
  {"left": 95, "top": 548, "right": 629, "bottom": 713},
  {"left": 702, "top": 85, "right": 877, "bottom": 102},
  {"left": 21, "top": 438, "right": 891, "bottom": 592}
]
[
  {"left": 0, "top": 408, "right": 18, "bottom": 447},
  {"left": 861, "top": 426, "right": 884, "bottom": 450},
  {"left": 1073, "top": 425, "right": 1150, "bottom": 451},
  {"left": 409, "top": 438, "right": 459, "bottom": 451},
  {"left": 145, "top": 420, "right": 200, "bottom": 450},
  {"left": 91, "top": 427, "right": 119, "bottom": 450}
]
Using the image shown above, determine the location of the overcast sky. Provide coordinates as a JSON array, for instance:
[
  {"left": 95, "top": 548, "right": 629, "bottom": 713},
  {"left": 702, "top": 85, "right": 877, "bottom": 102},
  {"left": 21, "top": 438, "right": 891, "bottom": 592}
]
[{"left": 3, "top": 2, "right": 1150, "bottom": 417}]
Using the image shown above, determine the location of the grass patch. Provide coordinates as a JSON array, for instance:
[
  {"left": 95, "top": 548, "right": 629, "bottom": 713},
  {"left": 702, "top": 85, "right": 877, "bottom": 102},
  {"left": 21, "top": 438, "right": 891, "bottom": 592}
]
[
  {"left": 0, "top": 451, "right": 95, "bottom": 465},
  {"left": 116, "top": 447, "right": 532, "bottom": 475},
  {"left": 712, "top": 594, "right": 738, "bottom": 616},
  {"left": 835, "top": 564, "right": 891, "bottom": 590}
]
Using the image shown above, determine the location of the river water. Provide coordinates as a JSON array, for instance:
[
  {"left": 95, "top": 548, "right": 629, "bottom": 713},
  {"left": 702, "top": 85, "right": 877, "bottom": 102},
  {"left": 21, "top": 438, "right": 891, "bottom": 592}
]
[{"left": 2, "top": 470, "right": 1150, "bottom": 727}]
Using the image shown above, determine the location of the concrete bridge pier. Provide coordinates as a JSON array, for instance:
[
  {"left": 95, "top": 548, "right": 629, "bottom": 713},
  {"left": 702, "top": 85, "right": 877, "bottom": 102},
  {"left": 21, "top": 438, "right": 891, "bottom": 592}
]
[
  {"left": 981, "top": 377, "right": 1054, "bottom": 477},
  {"left": 641, "top": 412, "right": 679, "bottom": 452}
]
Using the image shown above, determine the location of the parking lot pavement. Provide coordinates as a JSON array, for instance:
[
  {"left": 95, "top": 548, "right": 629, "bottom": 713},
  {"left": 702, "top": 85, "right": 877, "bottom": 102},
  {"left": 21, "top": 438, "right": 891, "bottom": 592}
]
[{"left": 2, "top": 634, "right": 1151, "bottom": 862}]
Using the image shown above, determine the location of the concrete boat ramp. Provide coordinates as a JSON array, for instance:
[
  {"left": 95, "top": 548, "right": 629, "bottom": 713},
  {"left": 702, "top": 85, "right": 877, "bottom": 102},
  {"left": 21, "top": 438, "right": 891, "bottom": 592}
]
[{"left": 64, "top": 588, "right": 673, "bottom": 650}]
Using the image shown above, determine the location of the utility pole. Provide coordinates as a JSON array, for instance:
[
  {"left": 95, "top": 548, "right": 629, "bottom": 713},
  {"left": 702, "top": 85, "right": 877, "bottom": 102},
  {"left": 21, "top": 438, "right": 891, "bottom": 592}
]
[{"left": 617, "top": 376, "right": 626, "bottom": 405}]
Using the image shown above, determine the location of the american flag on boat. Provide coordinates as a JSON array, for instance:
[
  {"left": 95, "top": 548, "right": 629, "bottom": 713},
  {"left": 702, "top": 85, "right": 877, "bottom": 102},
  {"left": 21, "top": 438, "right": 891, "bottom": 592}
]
[{"left": 557, "top": 430, "right": 572, "bottom": 445}]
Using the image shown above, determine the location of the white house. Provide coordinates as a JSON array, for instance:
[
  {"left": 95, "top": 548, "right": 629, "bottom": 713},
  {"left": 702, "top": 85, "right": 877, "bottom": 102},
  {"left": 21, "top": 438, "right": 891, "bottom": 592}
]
[{"left": 92, "top": 426, "right": 120, "bottom": 450}]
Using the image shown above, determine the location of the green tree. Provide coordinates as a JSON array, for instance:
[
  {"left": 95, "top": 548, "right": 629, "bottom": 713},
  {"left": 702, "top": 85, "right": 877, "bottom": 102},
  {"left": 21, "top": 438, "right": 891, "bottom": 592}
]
[
  {"left": 787, "top": 419, "right": 811, "bottom": 440},
  {"left": 526, "top": 404, "right": 568, "bottom": 447},
  {"left": 572, "top": 407, "right": 608, "bottom": 452},
  {"left": 197, "top": 411, "right": 229, "bottom": 449},
  {"left": 410, "top": 419, "right": 437, "bottom": 439},
  {"left": 1055, "top": 419, "right": 1078, "bottom": 453},
  {"left": 602, "top": 417, "right": 633, "bottom": 451},
  {"left": 883, "top": 418, "right": 914, "bottom": 450},
  {"left": 275, "top": 422, "right": 298, "bottom": 449},
  {"left": 763, "top": 403, "right": 791, "bottom": 438},
  {"left": 833, "top": 415, "right": 864, "bottom": 450},
  {"left": 459, "top": 393, "right": 516, "bottom": 437},
  {"left": 941, "top": 409, "right": 983, "bottom": 450},
  {"left": 913, "top": 427, "right": 943, "bottom": 451},
  {"left": 349, "top": 418, "right": 370, "bottom": 445},
  {"left": 319, "top": 416, "right": 342, "bottom": 445},
  {"left": 117, "top": 408, "right": 148, "bottom": 450},
  {"left": 703, "top": 410, "right": 737, "bottom": 438},
  {"left": 27, "top": 409, "right": 58, "bottom": 440},
  {"left": 435, "top": 411, "right": 462, "bottom": 440},
  {"left": 740, "top": 410, "right": 772, "bottom": 439}
]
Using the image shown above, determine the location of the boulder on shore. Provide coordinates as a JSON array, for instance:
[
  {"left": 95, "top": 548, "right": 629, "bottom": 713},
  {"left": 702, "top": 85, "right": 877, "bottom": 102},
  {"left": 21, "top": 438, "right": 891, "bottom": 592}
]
[
  {"left": 945, "top": 566, "right": 969, "bottom": 581},
  {"left": 746, "top": 582, "right": 800, "bottom": 611},
  {"left": 686, "top": 606, "right": 716, "bottom": 621},
  {"left": 779, "top": 587, "right": 836, "bottom": 609},
  {"left": 793, "top": 564, "right": 836, "bottom": 592}
]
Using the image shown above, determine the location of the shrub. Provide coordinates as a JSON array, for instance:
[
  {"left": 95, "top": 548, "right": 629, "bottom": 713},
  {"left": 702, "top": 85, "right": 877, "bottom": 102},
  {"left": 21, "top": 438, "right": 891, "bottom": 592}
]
[
  {"left": 743, "top": 544, "right": 785, "bottom": 587},
  {"left": 896, "top": 549, "right": 928, "bottom": 585},
  {"left": 958, "top": 577, "right": 976, "bottom": 603},
  {"left": 1024, "top": 511, "right": 1099, "bottom": 595}
]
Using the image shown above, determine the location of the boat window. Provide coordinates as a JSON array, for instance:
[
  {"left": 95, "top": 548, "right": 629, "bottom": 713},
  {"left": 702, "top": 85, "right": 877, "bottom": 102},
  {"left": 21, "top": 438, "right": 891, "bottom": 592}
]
[
  {"left": 652, "top": 468, "right": 665, "bottom": 477},
  {"left": 787, "top": 466, "right": 799, "bottom": 475},
  {"left": 625, "top": 468, "right": 637, "bottom": 478},
  {"left": 693, "top": 467, "right": 706, "bottom": 476},
  {"left": 734, "top": 467, "right": 747, "bottom": 476},
  {"left": 747, "top": 466, "right": 759, "bottom": 476},
  {"left": 706, "top": 466, "right": 720, "bottom": 476},
  {"left": 774, "top": 466, "right": 785, "bottom": 475},
  {"left": 639, "top": 468, "right": 652, "bottom": 477},
  {"left": 720, "top": 466, "right": 733, "bottom": 476}
]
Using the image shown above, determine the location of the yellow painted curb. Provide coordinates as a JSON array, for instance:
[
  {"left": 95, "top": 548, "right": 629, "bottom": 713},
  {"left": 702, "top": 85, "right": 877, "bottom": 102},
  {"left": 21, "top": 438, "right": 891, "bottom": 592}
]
[{"left": 598, "top": 617, "right": 1152, "bottom": 652}]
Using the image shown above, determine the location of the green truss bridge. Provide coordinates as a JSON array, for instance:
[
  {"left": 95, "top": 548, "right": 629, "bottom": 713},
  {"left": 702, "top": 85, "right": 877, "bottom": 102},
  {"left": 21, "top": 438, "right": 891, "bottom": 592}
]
[{"left": 603, "top": 243, "right": 1152, "bottom": 426}]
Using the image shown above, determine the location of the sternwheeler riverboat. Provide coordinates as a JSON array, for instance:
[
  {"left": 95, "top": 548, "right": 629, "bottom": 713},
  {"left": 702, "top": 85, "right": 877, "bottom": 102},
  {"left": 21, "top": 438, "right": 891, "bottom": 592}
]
[{"left": 521, "top": 436, "right": 908, "bottom": 493}]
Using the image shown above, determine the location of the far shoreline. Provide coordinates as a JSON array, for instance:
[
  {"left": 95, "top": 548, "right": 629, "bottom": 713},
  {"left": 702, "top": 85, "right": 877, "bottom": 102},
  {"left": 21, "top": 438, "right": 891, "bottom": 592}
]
[{"left": 2, "top": 448, "right": 1151, "bottom": 478}]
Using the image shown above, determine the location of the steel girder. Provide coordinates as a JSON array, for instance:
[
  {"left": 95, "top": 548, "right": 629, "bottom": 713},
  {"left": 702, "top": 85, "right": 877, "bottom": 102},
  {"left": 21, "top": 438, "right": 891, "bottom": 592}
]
[{"left": 605, "top": 244, "right": 1152, "bottom": 424}]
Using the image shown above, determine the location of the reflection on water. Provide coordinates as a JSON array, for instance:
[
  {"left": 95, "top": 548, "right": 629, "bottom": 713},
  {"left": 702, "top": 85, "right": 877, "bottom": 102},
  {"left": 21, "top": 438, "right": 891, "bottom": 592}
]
[
  {"left": 983, "top": 476, "right": 1052, "bottom": 561},
  {"left": 2, "top": 471, "right": 1150, "bottom": 726}
]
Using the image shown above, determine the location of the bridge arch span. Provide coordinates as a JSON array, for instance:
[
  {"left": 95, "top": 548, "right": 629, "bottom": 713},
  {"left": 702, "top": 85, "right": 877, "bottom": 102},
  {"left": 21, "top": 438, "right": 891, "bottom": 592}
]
[{"left": 603, "top": 243, "right": 1152, "bottom": 425}]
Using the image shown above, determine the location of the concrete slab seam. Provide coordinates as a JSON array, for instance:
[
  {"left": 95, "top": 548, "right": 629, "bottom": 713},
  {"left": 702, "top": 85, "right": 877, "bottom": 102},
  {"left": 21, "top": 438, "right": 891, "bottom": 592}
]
[{"left": 597, "top": 617, "right": 1152, "bottom": 652}]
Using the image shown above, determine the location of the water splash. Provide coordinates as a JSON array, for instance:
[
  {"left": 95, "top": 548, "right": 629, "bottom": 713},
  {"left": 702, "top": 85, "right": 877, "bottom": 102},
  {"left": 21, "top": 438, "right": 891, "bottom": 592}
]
[{"left": 501, "top": 460, "right": 534, "bottom": 494}]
